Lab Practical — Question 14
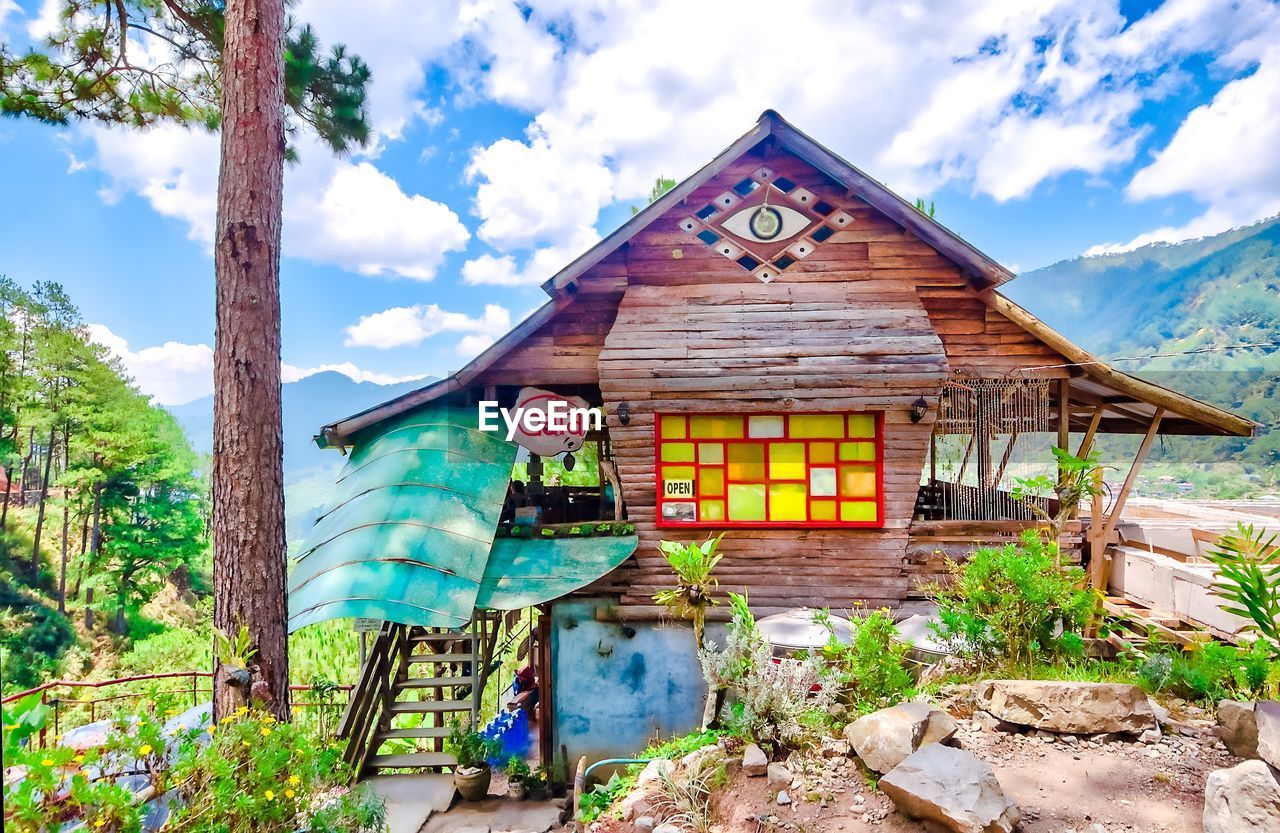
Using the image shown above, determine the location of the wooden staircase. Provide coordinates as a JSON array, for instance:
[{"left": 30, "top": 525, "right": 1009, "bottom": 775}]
[{"left": 337, "top": 622, "right": 482, "bottom": 776}]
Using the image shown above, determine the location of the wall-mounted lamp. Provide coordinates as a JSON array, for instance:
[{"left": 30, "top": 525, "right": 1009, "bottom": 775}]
[
  {"left": 910, "top": 396, "right": 929, "bottom": 424},
  {"left": 617, "top": 402, "right": 631, "bottom": 426}
]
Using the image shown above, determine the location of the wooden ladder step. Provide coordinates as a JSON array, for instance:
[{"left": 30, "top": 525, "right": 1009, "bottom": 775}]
[
  {"left": 389, "top": 699, "right": 472, "bottom": 714},
  {"left": 396, "top": 676, "right": 475, "bottom": 689},
  {"left": 407, "top": 653, "right": 475, "bottom": 664},
  {"left": 369, "top": 752, "right": 456, "bottom": 770},
  {"left": 377, "top": 726, "right": 454, "bottom": 740},
  {"left": 410, "top": 632, "right": 472, "bottom": 643}
]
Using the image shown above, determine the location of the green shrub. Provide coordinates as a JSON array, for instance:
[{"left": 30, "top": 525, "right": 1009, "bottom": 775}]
[
  {"left": 114, "top": 626, "right": 212, "bottom": 676},
  {"left": 814, "top": 608, "right": 914, "bottom": 713},
  {"left": 1205, "top": 523, "right": 1280, "bottom": 657},
  {"left": 929, "top": 531, "right": 1097, "bottom": 670},
  {"left": 1133, "top": 639, "right": 1280, "bottom": 703},
  {"left": 0, "top": 572, "right": 75, "bottom": 694}
]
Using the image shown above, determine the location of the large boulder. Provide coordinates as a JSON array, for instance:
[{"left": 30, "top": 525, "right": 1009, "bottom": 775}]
[
  {"left": 1218, "top": 700, "right": 1259, "bottom": 759},
  {"left": 879, "top": 744, "right": 1018, "bottom": 833},
  {"left": 1203, "top": 759, "right": 1280, "bottom": 833},
  {"left": 973, "top": 680, "right": 1155, "bottom": 735},
  {"left": 1255, "top": 701, "right": 1280, "bottom": 769},
  {"left": 843, "top": 701, "right": 957, "bottom": 774}
]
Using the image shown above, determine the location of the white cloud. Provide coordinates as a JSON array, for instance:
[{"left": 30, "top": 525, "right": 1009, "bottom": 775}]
[
  {"left": 462, "top": 226, "right": 600, "bottom": 286},
  {"left": 84, "top": 127, "right": 469, "bottom": 280},
  {"left": 458, "top": 0, "right": 1280, "bottom": 260},
  {"left": 280, "top": 362, "right": 428, "bottom": 385},
  {"left": 343, "top": 303, "right": 512, "bottom": 353},
  {"left": 87, "top": 324, "right": 214, "bottom": 407}
]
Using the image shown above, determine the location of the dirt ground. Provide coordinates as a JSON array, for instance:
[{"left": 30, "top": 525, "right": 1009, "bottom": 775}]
[{"left": 594, "top": 696, "right": 1239, "bottom": 833}]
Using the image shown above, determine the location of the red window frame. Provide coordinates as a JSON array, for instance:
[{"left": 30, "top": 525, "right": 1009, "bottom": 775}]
[{"left": 654, "top": 411, "right": 885, "bottom": 529}]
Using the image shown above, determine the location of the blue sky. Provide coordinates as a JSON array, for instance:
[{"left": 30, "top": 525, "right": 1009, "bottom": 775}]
[{"left": 2, "top": 0, "right": 1279, "bottom": 406}]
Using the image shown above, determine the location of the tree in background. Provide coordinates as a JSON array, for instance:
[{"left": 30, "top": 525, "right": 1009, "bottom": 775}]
[{"left": 2, "top": 2, "right": 371, "bottom": 720}]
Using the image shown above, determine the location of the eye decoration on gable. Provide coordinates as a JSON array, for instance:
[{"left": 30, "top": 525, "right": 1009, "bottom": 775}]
[
  {"left": 678, "top": 166, "right": 854, "bottom": 284},
  {"left": 720, "top": 202, "right": 811, "bottom": 243}
]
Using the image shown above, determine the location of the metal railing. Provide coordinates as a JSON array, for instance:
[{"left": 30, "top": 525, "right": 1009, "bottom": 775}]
[{"left": 3, "top": 672, "right": 352, "bottom": 747}]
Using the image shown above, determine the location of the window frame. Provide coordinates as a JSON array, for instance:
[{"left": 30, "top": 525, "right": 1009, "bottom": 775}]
[{"left": 653, "top": 410, "right": 885, "bottom": 529}]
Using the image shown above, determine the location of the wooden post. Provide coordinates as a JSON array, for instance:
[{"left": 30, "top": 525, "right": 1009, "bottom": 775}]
[
  {"left": 1056, "top": 378, "right": 1071, "bottom": 487},
  {"left": 1087, "top": 468, "right": 1107, "bottom": 591},
  {"left": 1097, "top": 408, "right": 1164, "bottom": 548},
  {"left": 1075, "top": 406, "right": 1104, "bottom": 458}
]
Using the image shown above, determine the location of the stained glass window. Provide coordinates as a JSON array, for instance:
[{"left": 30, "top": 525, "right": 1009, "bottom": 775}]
[{"left": 656, "top": 411, "right": 882, "bottom": 527}]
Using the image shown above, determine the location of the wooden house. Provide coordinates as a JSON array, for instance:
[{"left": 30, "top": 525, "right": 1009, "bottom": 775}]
[{"left": 291, "top": 111, "right": 1256, "bottom": 774}]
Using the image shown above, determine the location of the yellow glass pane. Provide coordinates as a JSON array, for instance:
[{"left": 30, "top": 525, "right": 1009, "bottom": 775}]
[
  {"left": 701, "top": 468, "right": 724, "bottom": 497},
  {"left": 664, "top": 465, "right": 696, "bottom": 482},
  {"left": 810, "top": 442, "right": 836, "bottom": 464},
  {"left": 847, "top": 414, "right": 876, "bottom": 437},
  {"left": 809, "top": 467, "right": 837, "bottom": 497},
  {"left": 768, "top": 483, "right": 807, "bottom": 521},
  {"left": 748, "top": 415, "right": 784, "bottom": 438},
  {"left": 727, "top": 443, "right": 765, "bottom": 481},
  {"left": 839, "top": 464, "right": 877, "bottom": 498},
  {"left": 768, "top": 442, "right": 806, "bottom": 480},
  {"left": 690, "top": 415, "right": 744, "bottom": 439},
  {"left": 661, "top": 442, "right": 695, "bottom": 463},
  {"left": 839, "top": 441, "right": 876, "bottom": 462},
  {"left": 811, "top": 500, "right": 837, "bottom": 522},
  {"left": 841, "top": 501, "right": 878, "bottom": 523},
  {"left": 660, "top": 415, "right": 686, "bottom": 439},
  {"left": 697, "top": 443, "right": 724, "bottom": 465},
  {"left": 789, "top": 414, "right": 845, "bottom": 438},
  {"left": 727, "top": 484, "right": 766, "bottom": 521},
  {"left": 700, "top": 500, "right": 725, "bottom": 522}
]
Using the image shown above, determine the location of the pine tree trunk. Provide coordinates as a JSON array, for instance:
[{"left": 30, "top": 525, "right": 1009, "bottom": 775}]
[
  {"left": 58, "top": 501, "right": 69, "bottom": 613},
  {"left": 31, "top": 425, "right": 55, "bottom": 584},
  {"left": 1, "top": 462, "right": 11, "bottom": 530},
  {"left": 212, "top": 0, "right": 289, "bottom": 722}
]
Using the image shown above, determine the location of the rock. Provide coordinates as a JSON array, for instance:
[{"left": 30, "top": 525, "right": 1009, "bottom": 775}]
[
  {"left": 1203, "top": 759, "right": 1280, "bottom": 833},
  {"left": 1255, "top": 701, "right": 1280, "bottom": 768},
  {"left": 636, "top": 758, "right": 674, "bottom": 788},
  {"left": 634, "top": 817, "right": 655, "bottom": 833},
  {"left": 879, "top": 745, "right": 1019, "bottom": 833},
  {"left": 1218, "top": 700, "right": 1259, "bottom": 759},
  {"left": 821, "top": 737, "right": 851, "bottom": 758},
  {"left": 767, "top": 762, "right": 792, "bottom": 787},
  {"left": 619, "top": 791, "right": 652, "bottom": 822},
  {"left": 1149, "top": 698, "right": 1171, "bottom": 727},
  {"left": 973, "top": 680, "right": 1155, "bottom": 734},
  {"left": 743, "top": 743, "right": 768, "bottom": 776},
  {"left": 1139, "top": 728, "right": 1163, "bottom": 744},
  {"left": 972, "top": 711, "right": 999, "bottom": 732},
  {"left": 843, "top": 702, "right": 957, "bottom": 774},
  {"left": 777, "top": 790, "right": 792, "bottom": 806},
  {"left": 681, "top": 745, "right": 723, "bottom": 773},
  {"left": 653, "top": 824, "right": 681, "bottom": 833}
]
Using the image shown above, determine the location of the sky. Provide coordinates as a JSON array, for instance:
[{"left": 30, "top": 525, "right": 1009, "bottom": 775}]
[{"left": 2, "top": 0, "right": 1279, "bottom": 407}]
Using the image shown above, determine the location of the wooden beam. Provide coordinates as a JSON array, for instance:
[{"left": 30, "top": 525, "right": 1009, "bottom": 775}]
[
  {"left": 1098, "top": 407, "right": 1164, "bottom": 546},
  {"left": 1076, "top": 405, "right": 1105, "bottom": 458}
]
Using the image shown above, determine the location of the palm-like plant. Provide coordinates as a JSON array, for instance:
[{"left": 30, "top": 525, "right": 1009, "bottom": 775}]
[
  {"left": 1205, "top": 523, "right": 1280, "bottom": 657},
  {"left": 653, "top": 533, "right": 725, "bottom": 650}
]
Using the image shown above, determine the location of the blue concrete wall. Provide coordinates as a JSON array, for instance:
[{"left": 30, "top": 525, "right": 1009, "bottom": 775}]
[{"left": 550, "top": 598, "right": 716, "bottom": 763}]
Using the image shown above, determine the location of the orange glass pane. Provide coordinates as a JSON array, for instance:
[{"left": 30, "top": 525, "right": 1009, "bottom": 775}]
[
  {"left": 839, "top": 464, "right": 877, "bottom": 498},
  {"left": 661, "top": 442, "right": 695, "bottom": 463},
  {"left": 810, "top": 442, "right": 836, "bottom": 464},
  {"left": 810, "top": 500, "right": 837, "bottom": 522},
  {"left": 690, "top": 415, "right": 744, "bottom": 439},
  {"left": 840, "top": 501, "right": 877, "bottom": 523},
  {"left": 727, "top": 443, "right": 765, "bottom": 481},
  {"left": 660, "top": 415, "right": 686, "bottom": 439}
]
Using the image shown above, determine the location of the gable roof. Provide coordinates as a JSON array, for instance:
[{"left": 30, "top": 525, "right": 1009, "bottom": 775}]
[
  {"left": 539, "top": 110, "right": 1014, "bottom": 296},
  {"left": 314, "top": 111, "right": 1256, "bottom": 446}
]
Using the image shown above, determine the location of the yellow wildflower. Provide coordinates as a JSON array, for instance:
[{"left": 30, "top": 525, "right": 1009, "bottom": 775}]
[
  {"left": 288, "top": 775, "right": 301, "bottom": 786},
  {"left": 235, "top": 706, "right": 248, "bottom": 716},
  {"left": 54, "top": 734, "right": 63, "bottom": 742},
  {"left": 41, "top": 758, "right": 55, "bottom": 767},
  {"left": 264, "top": 789, "right": 275, "bottom": 801},
  {"left": 284, "top": 789, "right": 295, "bottom": 799},
  {"left": 261, "top": 727, "right": 272, "bottom": 737},
  {"left": 242, "top": 741, "right": 251, "bottom": 748},
  {"left": 138, "top": 744, "right": 153, "bottom": 756},
  {"left": 94, "top": 820, "right": 105, "bottom": 829},
  {"left": 207, "top": 725, "right": 216, "bottom": 734}
]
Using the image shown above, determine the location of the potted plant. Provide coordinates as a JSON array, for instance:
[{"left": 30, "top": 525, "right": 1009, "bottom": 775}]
[
  {"left": 447, "top": 723, "right": 501, "bottom": 801},
  {"left": 505, "top": 756, "right": 530, "bottom": 800},
  {"left": 525, "top": 763, "right": 550, "bottom": 801}
]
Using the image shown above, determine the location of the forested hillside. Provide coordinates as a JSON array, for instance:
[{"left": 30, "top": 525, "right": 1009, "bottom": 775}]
[
  {"left": 0, "top": 277, "right": 208, "bottom": 693},
  {"left": 1009, "top": 215, "right": 1280, "bottom": 495}
]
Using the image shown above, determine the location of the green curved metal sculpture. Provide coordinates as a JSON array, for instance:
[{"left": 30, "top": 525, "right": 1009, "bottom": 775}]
[{"left": 288, "top": 405, "right": 636, "bottom": 632}]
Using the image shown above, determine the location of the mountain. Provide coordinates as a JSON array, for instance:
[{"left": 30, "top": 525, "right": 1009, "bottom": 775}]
[
  {"left": 1007, "top": 215, "right": 1280, "bottom": 480},
  {"left": 168, "top": 371, "right": 429, "bottom": 479}
]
